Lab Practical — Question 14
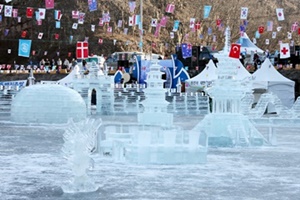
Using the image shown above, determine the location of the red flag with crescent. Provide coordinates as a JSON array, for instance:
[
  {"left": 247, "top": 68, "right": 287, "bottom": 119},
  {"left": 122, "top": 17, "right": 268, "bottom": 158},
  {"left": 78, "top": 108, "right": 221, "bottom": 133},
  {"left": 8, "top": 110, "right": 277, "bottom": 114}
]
[{"left": 229, "top": 43, "right": 241, "bottom": 59}]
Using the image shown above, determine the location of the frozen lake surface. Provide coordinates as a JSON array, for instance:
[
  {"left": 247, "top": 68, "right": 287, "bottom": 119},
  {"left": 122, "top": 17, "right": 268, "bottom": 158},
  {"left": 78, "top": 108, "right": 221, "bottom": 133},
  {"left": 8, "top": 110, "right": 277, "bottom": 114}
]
[{"left": 1, "top": 116, "right": 300, "bottom": 200}]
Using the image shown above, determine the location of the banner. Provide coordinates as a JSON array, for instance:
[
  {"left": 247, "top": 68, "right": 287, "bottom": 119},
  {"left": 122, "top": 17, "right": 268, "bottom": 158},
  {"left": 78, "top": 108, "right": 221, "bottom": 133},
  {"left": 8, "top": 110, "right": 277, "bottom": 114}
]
[
  {"left": 0, "top": 80, "right": 27, "bottom": 87},
  {"left": 203, "top": 5, "right": 212, "bottom": 19},
  {"left": 88, "top": 0, "right": 97, "bottom": 12},
  {"left": 76, "top": 41, "right": 89, "bottom": 59},
  {"left": 18, "top": 39, "right": 32, "bottom": 57}
]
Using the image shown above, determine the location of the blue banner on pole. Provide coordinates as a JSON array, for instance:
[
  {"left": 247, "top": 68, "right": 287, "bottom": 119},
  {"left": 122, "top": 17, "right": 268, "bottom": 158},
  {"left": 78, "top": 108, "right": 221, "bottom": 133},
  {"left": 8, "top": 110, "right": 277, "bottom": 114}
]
[
  {"left": 203, "top": 5, "right": 212, "bottom": 19},
  {"left": 172, "top": 20, "right": 180, "bottom": 31},
  {"left": 88, "top": 0, "right": 97, "bottom": 12},
  {"left": 18, "top": 39, "right": 32, "bottom": 58}
]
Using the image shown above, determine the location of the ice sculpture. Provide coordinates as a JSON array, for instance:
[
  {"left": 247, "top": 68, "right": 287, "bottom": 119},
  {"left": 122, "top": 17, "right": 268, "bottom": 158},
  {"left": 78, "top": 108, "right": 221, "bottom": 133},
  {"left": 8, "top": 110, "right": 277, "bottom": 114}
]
[
  {"left": 101, "top": 60, "right": 207, "bottom": 164},
  {"left": 10, "top": 84, "right": 87, "bottom": 124},
  {"left": 61, "top": 118, "right": 101, "bottom": 193}
]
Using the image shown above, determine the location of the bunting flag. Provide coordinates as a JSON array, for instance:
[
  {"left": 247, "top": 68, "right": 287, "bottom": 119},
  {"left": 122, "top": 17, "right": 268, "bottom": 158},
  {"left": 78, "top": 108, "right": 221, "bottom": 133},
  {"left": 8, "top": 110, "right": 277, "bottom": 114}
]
[
  {"left": 267, "top": 21, "right": 273, "bottom": 31},
  {"left": 287, "top": 32, "right": 292, "bottom": 39},
  {"left": 98, "top": 18, "right": 104, "bottom": 26},
  {"left": 38, "top": 8, "right": 46, "bottom": 20},
  {"left": 78, "top": 12, "right": 85, "bottom": 24},
  {"left": 17, "top": 16, "right": 21, "bottom": 23},
  {"left": 240, "top": 7, "right": 248, "bottom": 19},
  {"left": 277, "top": 26, "right": 282, "bottom": 32},
  {"left": 216, "top": 19, "right": 221, "bottom": 27},
  {"left": 88, "top": 0, "right": 97, "bottom": 12},
  {"left": 203, "top": 5, "right": 212, "bottom": 19},
  {"left": 229, "top": 43, "right": 241, "bottom": 59},
  {"left": 298, "top": 28, "right": 300, "bottom": 35},
  {"left": 252, "top": 38, "right": 257, "bottom": 44},
  {"left": 194, "top": 21, "right": 201, "bottom": 30},
  {"left": 154, "top": 24, "right": 161, "bottom": 37},
  {"left": 128, "top": 16, "right": 134, "bottom": 26},
  {"left": 0, "top": 15, "right": 2, "bottom": 22},
  {"left": 54, "top": 33, "right": 59, "bottom": 40},
  {"left": 151, "top": 19, "right": 158, "bottom": 27},
  {"left": 4, "top": 29, "right": 9, "bottom": 36},
  {"left": 69, "top": 35, "right": 73, "bottom": 43},
  {"left": 21, "top": 31, "right": 27, "bottom": 38},
  {"left": 172, "top": 20, "right": 180, "bottom": 32},
  {"left": 213, "top": 35, "right": 217, "bottom": 42},
  {"left": 117, "top": 20, "right": 122, "bottom": 27},
  {"left": 98, "top": 38, "right": 103, "bottom": 44},
  {"left": 0, "top": 4, "right": 3, "bottom": 13},
  {"left": 37, "top": 19, "right": 42, "bottom": 26},
  {"left": 107, "top": 26, "right": 112, "bottom": 34},
  {"left": 276, "top": 8, "right": 284, "bottom": 21},
  {"left": 128, "top": 1, "right": 136, "bottom": 13},
  {"left": 134, "top": 15, "right": 140, "bottom": 25},
  {"left": 181, "top": 43, "right": 192, "bottom": 59},
  {"left": 207, "top": 27, "right": 212, "bottom": 35},
  {"left": 255, "top": 31, "right": 260, "bottom": 38},
  {"left": 170, "top": 32, "right": 174, "bottom": 39},
  {"left": 76, "top": 41, "right": 89, "bottom": 59},
  {"left": 258, "top": 26, "right": 264, "bottom": 34},
  {"left": 38, "top": 32, "right": 43, "bottom": 39},
  {"left": 12, "top": 9, "right": 18, "bottom": 18},
  {"left": 272, "top": 32, "right": 277, "bottom": 38},
  {"left": 45, "top": 0, "right": 54, "bottom": 9},
  {"left": 72, "top": 10, "right": 79, "bottom": 19},
  {"left": 189, "top": 18, "right": 195, "bottom": 28},
  {"left": 18, "top": 39, "right": 32, "bottom": 58},
  {"left": 26, "top": 7, "right": 34, "bottom": 18},
  {"left": 165, "top": 3, "right": 175, "bottom": 13},
  {"left": 265, "top": 39, "right": 269, "bottom": 45},
  {"left": 123, "top": 28, "right": 128, "bottom": 35},
  {"left": 4, "top": 5, "right": 12, "bottom": 17},
  {"left": 160, "top": 16, "right": 167, "bottom": 27}
]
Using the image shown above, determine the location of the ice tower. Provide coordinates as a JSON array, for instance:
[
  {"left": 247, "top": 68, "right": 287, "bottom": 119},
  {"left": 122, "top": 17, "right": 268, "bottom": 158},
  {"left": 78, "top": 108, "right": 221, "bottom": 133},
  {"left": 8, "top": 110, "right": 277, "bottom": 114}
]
[{"left": 192, "top": 27, "right": 268, "bottom": 147}]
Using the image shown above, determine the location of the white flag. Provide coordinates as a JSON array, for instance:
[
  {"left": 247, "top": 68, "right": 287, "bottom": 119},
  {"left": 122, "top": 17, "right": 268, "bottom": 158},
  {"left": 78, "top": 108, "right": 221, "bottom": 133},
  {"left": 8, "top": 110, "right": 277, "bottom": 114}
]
[
  {"left": 72, "top": 23, "right": 78, "bottom": 29},
  {"left": 252, "top": 38, "right": 257, "bottom": 44},
  {"left": 0, "top": 4, "right": 3, "bottom": 13},
  {"left": 287, "top": 32, "right": 292, "bottom": 39},
  {"left": 189, "top": 18, "right": 195, "bottom": 28},
  {"left": 272, "top": 32, "right": 277, "bottom": 39},
  {"left": 277, "top": 26, "right": 282, "bottom": 32},
  {"left": 151, "top": 19, "right": 157, "bottom": 27},
  {"left": 91, "top": 24, "right": 95, "bottom": 32},
  {"left": 280, "top": 43, "right": 290, "bottom": 58},
  {"left": 128, "top": 16, "right": 134, "bottom": 26},
  {"left": 38, "top": 32, "right": 43, "bottom": 39},
  {"left": 265, "top": 39, "right": 269, "bottom": 45},
  {"left": 38, "top": 8, "right": 46, "bottom": 20},
  {"left": 4, "top": 5, "right": 12, "bottom": 17},
  {"left": 276, "top": 8, "right": 285, "bottom": 21},
  {"left": 240, "top": 7, "right": 248, "bottom": 19}
]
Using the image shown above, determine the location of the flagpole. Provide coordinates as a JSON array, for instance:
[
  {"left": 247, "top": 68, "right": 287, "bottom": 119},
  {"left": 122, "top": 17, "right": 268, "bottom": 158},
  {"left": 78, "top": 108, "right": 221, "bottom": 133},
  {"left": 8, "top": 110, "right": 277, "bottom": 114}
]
[{"left": 140, "top": 0, "right": 143, "bottom": 53}]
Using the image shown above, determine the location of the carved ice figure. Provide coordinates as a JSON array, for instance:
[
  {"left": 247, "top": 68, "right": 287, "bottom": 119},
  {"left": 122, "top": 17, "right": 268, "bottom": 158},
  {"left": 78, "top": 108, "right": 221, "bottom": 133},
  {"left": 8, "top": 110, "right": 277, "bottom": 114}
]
[{"left": 61, "top": 118, "right": 101, "bottom": 193}]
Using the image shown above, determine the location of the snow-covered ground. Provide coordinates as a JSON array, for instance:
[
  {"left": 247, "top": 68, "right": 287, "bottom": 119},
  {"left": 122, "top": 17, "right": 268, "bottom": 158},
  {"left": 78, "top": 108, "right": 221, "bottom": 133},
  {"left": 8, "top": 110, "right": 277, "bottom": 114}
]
[{"left": 0, "top": 115, "right": 300, "bottom": 200}]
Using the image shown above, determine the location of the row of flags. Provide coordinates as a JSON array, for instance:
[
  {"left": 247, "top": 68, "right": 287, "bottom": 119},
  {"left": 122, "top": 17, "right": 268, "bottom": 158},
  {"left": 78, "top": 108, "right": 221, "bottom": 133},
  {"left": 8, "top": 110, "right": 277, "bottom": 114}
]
[{"left": 240, "top": 7, "right": 285, "bottom": 21}]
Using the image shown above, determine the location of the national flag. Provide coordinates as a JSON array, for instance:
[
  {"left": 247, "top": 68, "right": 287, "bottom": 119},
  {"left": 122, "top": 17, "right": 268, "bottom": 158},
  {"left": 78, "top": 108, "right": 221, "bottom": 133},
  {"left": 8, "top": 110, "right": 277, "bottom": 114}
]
[
  {"left": 45, "top": 0, "right": 54, "bottom": 9},
  {"left": 154, "top": 24, "right": 161, "bottom": 37},
  {"left": 0, "top": 4, "right": 3, "bottom": 13},
  {"left": 107, "top": 26, "right": 112, "bottom": 33},
  {"left": 189, "top": 18, "right": 195, "bottom": 28},
  {"left": 213, "top": 35, "right": 217, "bottom": 42},
  {"left": 129, "top": 1, "right": 136, "bottom": 13},
  {"left": 17, "top": 16, "right": 21, "bottom": 23},
  {"left": 252, "top": 38, "right": 257, "bottom": 44},
  {"left": 69, "top": 35, "right": 73, "bottom": 43},
  {"left": 240, "top": 25, "right": 245, "bottom": 32},
  {"left": 76, "top": 41, "right": 89, "bottom": 59},
  {"left": 240, "top": 7, "right": 248, "bottom": 19},
  {"left": 117, "top": 20, "right": 122, "bottom": 27},
  {"left": 102, "top": 12, "right": 110, "bottom": 23},
  {"left": 265, "top": 39, "right": 269, "bottom": 45},
  {"left": 280, "top": 43, "right": 290, "bottom": 58},
  {"left": 18, "top": 39, "right": 32, "bottom": 57},
  {"left": 291, "top": 22, "right": 298, "bottom": 32},
  {"left": 88, "top": 0, "right": 97, "bottom": 12},
  {"left": 181, "top": 43, "right": 192, "bottom": 59},
  {"left": 38, "top": 8, "right": 46, "bottom": 20},
  {"left": 72, "top": 10, "right": 79, "bottom": 19},
  {"left": 4, "top": 29, "right": 9, "bottom": 36},
  {"left": 194, "top": 21, "right": 201, "bottom": 30},
  {"left": 216, "top": 19, "right": 221, "bottom": 27},
  {"left": 258, "top": 26, "right": 264, "bottom": 34},
  {"left": 287, "top": 32, "right": 292, "bottom": 39},
  {"left": 276, "top": 8, "right": 285, "bottom": 21},
  {"left": 255, "top": 31, "right": 260, "bottom": 38},
  {"left": 72, "top": 23, "right": 78, "bottom": 29},
  {"left": 123, "top": 28, "right": 128, "bottom": 35},
  {"left": 78, "top": 12, "right": 85, "bottom": 24},
  {"left": 54, "top": 33, "right": 59, "bottom": 40},
  {"left": 267, "top": 21, "right": 273, "bottom": 31},
  {"left": 203, "top": 5, "right": 212, "bottom": 19},
  {"left": 98, "top": 38, "right": 103, "bottom": 44},
  {"left": 272, "top": 32, "right": 277, "bottom": 38},
  {"left": 151, "top": 19, "right": 157, "bottom": 27},
  {"left": 91, "top": 24, "right": 95, "bottom": 32},
  {"left": 128, "top": 16, "right": 134, "bottom": 26},
  {"left": 165, "top": 3, "right": 175, "bottom": 13},
  {"left": 298, "top": 28, "right": 300, "bottom": 35},
  {"left": 98, "top": 18, "right": 104, "bottom": 26},
  {"left": 54, "top": 10, "right": 62, "bottom": 20},
  {"left": 0, "top": 15, "right": 3, "bottom": 22},
  {"left": 277, "top": 26, "right": 282, "bottom": 32},
  {"left": 172, "top": 20, "right": 180, "bottom": 31},
  {"left": 21, "top": 31, "right": 27, "bottom": 38},
  {"left": 55, "top": 21, "right": 60, "bottom": 28},
  {"left": 26, "top": 7, "right": 34, "bottom": 18},
  {"left": 37, "top": 19, "right": 42, "bottom": 26},
  {"left": 160, "top": 16, "right": 167, "bottom": 27},
  {"left": 4, "top": 5, "right": 12, "bottom": 17},
  {"left": 207, "top": 27, "right": 212, "bottom": 35},
  {"left": 228, "top": 43, "right": 241, "bottom": 59},
  {"left": 38, "top": 32, "right": 43, "bottom": 39},
  {"left": 170, "top": 32, "right": 174, "bottom": 39},
  {"left": 134, "top": 15, "right": 140, "bottom": 25}
]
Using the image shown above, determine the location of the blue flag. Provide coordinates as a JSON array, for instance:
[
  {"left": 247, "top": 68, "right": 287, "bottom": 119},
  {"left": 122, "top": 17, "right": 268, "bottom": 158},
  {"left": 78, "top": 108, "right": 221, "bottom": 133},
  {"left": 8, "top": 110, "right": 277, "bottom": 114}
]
[
  {"left": 181, "top": 43, "right": 192, "bottom": 59},
  {"left": 88, "top": 0, "right": 97, "bottom": 12},
  {"left": 255, "top": 30, "right": 260, "bottom": 39},
  {"left": 203, "top": 5, "right": 212, "bottom": 19},
  {"left": 18, "top": 39, "right": 32, "bottom": 58},
  {"left": 55, "top": 21, "right": 60, "bottom": 28}
]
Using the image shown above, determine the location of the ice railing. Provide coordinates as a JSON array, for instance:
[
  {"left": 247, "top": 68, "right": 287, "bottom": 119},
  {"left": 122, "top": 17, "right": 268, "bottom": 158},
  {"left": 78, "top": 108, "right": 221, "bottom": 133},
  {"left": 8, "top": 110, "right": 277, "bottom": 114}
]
[{"left": 0, "top": 86, "right": 22, "bottom": 119}]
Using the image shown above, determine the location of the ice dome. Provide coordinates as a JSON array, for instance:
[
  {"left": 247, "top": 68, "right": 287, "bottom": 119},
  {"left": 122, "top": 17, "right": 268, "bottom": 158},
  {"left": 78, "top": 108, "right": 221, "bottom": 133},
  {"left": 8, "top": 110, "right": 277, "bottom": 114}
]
[{"left": 11, "top": 84, "right": 87, "bottom": 124}]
